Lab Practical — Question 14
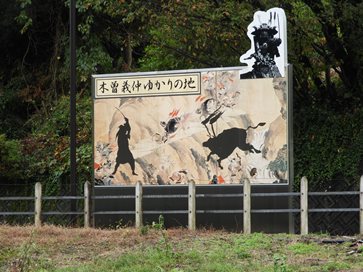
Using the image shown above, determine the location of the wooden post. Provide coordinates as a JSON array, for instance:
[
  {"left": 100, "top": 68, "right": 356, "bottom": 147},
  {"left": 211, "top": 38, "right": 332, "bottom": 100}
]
[
  {"left": 188, "top": 180, "right": 196, "bottom": 231},
  {"left": 300, "top": 176, "right": 308, "bottom": 235},
  {"left": 135, "top": 181, "right": 143, "bottom": 228},
  {"left": 84, "top": 182, "right": 90, "bottom": 228},
  {"left": 243, "top": 179, "right": 251, "bottom": 234},
  {"left": 360, "top": 175, "right": 363, "bottom": 235},
  {"left": 34, "top": 182, "right": 42, "bottom": 227}
]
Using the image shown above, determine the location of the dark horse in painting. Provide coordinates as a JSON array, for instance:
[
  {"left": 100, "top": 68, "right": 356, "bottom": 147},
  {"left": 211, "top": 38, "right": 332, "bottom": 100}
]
[{"left": 203, "top": 122, "right": 265, "bottom": 169}]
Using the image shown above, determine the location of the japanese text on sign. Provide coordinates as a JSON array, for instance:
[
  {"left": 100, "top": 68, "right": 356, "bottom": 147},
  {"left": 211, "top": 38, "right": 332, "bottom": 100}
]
[{"left": 95, "top": 73, "right": 201, "bottom": 98}]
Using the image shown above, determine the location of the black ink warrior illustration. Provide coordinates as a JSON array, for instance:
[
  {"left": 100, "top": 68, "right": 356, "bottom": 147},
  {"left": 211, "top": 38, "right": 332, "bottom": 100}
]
[
  {"left": 112, "top": 116, "right": 137, "bottom": 176},
  {"left": 159, "top": 116, "right": 181, "bottom": 141},
  {"left": 196, "top": 88, "right": 240, "bottom": 138},
  {"left": 197, "top": 98, "right": 224, "bottom": 138},
  {"left": 240, "top": 10, "right": 284, "bottom": 79},
  {"left": 202, "top": 123, "right": 265, "bottom": 169},
  {"left": 153, "top": 115, "right": 181, "bottom": 143},
  {"left": 153, "top": 109, "right": 191, "bottom": 143}
]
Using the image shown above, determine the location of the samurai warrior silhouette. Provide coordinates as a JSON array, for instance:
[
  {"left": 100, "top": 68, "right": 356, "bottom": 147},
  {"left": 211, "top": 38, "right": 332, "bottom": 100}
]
[
  {"left": 112, "top": 116, "right": 137, "bottom": 176},
  {"left": 241, "top": 23, "right": 282, "bottom": 79}
]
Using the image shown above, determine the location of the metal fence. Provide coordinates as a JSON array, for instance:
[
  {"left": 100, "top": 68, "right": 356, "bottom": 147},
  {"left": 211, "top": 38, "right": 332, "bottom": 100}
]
[{"left": 1, "top": 176, "right": 362, "bottom": 235}]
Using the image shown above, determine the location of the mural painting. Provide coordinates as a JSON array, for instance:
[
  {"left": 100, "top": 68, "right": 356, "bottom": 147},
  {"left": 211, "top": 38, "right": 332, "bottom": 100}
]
[{"left": 94, "top": 70, "right": 288, "bottom": 185}]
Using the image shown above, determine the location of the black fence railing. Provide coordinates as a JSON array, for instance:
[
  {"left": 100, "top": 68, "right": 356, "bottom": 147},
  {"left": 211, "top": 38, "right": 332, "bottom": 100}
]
[{"left": 0, "top": 176, "right": 362, "bottom": 235}]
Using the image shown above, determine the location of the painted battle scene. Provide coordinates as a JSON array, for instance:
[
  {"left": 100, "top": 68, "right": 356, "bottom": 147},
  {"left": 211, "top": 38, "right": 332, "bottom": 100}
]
[{"left": 94, "top": 69, "right": 288, "bottom": 185}]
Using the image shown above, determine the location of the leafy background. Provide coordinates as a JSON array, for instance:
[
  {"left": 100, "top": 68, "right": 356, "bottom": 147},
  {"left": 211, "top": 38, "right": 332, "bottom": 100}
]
[{"left": 0, "top": 0, "right": 362, "bottom": 196}]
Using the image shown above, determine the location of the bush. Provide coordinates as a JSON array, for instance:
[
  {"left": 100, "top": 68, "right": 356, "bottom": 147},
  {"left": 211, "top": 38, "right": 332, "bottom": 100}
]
[
  {"left": 0, "top": 134, "right": 24, "bottom": 181},
  {"left": 294, "top": 106, "right": 363, "bottom": 191},
  {"left": 18, "top": 95, "right": 92, "bottom": 195}
]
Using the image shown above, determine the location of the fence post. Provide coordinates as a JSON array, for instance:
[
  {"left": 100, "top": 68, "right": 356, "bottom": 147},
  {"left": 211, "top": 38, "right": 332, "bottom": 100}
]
[
  {"left": 243, "top": 179, "right": 251, "bottom": 234},
  {"left": 360, "top": 175, "right": 363, "bottom": 235},
  {"left": 300, "top": 176, "right": 308, "bottom": 235},
  {"left": 34, "top": 182, "right": 42, "bottom": 227},
  {"left": 84, "top": 182, "right": 90, "bottom": 228},
  {"left": 188, "top": 179, "right": 196, "bottom": 231},
  {"left": 135, "top": 181, "right": 143, "bottom": 228}
]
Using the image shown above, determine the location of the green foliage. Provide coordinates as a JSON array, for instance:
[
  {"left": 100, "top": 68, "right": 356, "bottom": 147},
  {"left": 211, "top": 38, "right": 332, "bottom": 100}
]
[
  {"left": 76, "top": 37, "right": 113, "bottom": 82},
  {"left": 0, "top": 76, "right": 30, "bottom": 138},
  {"left": 15, "top": 0, "right": 33, "bottom": 34},
  {"left": 321, "top": 261, "right": 351, "bottom": 272},
  {"left": 294, "top": 106, "right": 363, "bottom": 190},
  {"left": 300, "top": 0, "right": 363, "bottom": 107},
  {"left": 18, "top": 95, "right": 92, "bottom": 194},
  {"left": 139, "top": 1, "right": 254, "bottom": 71},
  {"left": 28, "top": 231, "right": 360, "bottom": 272},
  {"left": 140, "top": 215, "right": 165, "bottom": 235},
  {"left": 273, "top": 254, "right": 287, "bottom": 272},
  {"left": 235, "top": 232, "right": 273, "bottom": 251},
  {"left": 0, "top": 134, "right": 24, "bottom": 180},
  {"left": 0, "top": 232, "right": 53, "bottom": 271},
  {"left": 287, "top": 242, "right": 320, "bottom": 255},
  {"left": 152, "top": 215, "right": 165, "bottom": 230}
]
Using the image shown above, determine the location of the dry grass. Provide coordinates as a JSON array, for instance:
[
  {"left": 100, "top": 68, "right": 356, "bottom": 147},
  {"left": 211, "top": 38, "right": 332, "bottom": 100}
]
[
  {"left": 0, "top": 224, "right": 362, "bottom": 272},
  {"left": 0, "top": 224, "right": 217, "bottom": 268}
]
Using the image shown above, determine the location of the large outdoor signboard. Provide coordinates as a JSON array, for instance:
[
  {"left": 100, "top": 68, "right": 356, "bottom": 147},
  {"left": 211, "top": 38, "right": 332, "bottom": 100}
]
[{"left": 92, "top": 8, "right": 290, "bottom": 186}]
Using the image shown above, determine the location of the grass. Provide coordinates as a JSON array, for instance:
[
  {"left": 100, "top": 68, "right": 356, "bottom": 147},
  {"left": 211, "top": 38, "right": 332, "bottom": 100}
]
[
  {"left": 0, "top": 224, "right": 362, "bottom": 272},
  {"left": 287, "top": 242, "right": 320, "bottom": 254}
]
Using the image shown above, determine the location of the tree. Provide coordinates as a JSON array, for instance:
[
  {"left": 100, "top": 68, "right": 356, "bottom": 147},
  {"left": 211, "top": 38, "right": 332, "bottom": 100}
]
[
  {"left": 140, "top": 1, "right": 255, "bottom": 70},
  {"left": 0, "top": 0, "right": 361, "bottom": 192},
  {"left": 301, "top": 0, "right": 363, "bottom": 108}
]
